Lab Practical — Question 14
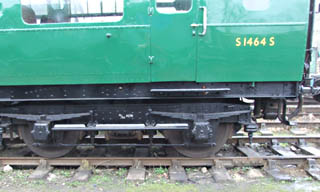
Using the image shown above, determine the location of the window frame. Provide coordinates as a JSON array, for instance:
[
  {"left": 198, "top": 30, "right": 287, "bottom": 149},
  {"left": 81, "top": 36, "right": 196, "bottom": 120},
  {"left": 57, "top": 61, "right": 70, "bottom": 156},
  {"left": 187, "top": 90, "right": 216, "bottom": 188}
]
[
  {"left": 155, "top": 0, "right": 193, "bottom": 15},
  {"left": 20, "top": 0, "right": 125, "bottom": 25}
]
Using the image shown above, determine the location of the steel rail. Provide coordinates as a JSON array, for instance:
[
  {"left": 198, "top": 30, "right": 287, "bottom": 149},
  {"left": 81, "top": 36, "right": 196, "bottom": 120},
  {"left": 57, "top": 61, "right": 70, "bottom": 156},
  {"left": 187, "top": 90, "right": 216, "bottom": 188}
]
[
  {"left": 0, "top": 156, "right": 319, "bottom": 167},
  {"left": 228, "top": 135, "right": 320, "bottom": 144}
]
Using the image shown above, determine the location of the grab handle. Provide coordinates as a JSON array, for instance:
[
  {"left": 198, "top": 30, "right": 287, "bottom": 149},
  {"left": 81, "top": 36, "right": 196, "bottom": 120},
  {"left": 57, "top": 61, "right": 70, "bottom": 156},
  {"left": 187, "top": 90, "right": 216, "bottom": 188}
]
[{"left": 199, "top": 6, "right": 207, "bottom": 36}]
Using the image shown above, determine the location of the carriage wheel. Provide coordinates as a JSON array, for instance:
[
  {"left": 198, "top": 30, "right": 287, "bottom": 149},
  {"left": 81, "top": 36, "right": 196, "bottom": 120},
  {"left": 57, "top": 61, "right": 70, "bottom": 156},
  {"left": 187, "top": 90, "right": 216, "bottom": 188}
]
[
  {"left": 163, "top": 123, "right": 234, "bottom": 158},
  {"left": 19, "top": 125, "right": 80, "bottom": 158}
]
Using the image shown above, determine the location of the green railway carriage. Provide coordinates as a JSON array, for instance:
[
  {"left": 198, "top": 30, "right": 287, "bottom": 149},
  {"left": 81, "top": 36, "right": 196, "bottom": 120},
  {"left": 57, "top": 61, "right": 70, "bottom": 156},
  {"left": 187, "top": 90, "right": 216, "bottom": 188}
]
[
  {"left": 0, "top": 0, "right": 317, "bottom": 158},
  {"left": 0, "top": 0, "right": 311, "bottom": 84}
]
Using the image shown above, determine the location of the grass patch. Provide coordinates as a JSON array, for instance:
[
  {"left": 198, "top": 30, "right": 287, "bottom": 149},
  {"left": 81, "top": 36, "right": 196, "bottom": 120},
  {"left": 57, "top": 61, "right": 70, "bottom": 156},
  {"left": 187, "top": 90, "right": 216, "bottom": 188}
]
[
  {"left": 66, "top": 181, "right": 82, "bottom": 188},
  {"left": 185, "top": 168, "right": 198, "bottom": 173},
  {"left": 126, "top": 183, "right": 198, "bottom": 192},
  {"left": 279, "top": 143, "right": 290, "bottom": 148},
  {"left": 89, "top": 174, "right": 112, "bottom": 185},
  {"left": 153, "top": 167, "right": 168, "bottom": 175},
  {"left": 55, "top": 169, "right": 72, "bottom": 178},
  {"left": 115, "top": 168, "right": 127, "bottom": 177}
]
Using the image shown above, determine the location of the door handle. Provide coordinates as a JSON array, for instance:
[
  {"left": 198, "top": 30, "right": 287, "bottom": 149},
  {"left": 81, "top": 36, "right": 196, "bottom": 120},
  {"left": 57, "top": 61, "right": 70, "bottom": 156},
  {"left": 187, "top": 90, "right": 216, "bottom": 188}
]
[
  {"left": 199, "top": 6, "right": 207, "bottom": 36},
  {"left": 190, "top": 23, "right": 200, "bottom": 28}
]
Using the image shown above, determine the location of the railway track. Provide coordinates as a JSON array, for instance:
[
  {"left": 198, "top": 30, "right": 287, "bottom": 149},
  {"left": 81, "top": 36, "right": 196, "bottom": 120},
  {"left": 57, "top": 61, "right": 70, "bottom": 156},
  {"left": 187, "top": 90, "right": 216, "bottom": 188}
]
[
  {"left": 1, "top": 135, "right": 320, "bottom": 182},
  {"left": 287, "top": 97, "right": 317, "bottom": 105}
]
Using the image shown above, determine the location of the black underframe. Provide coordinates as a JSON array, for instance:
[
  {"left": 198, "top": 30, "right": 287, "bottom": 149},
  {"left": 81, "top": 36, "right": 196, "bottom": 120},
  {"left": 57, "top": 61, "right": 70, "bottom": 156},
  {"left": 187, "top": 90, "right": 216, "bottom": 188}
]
[
  {"left": 0, "top": 100, "right": 251, "bottom": 124},
  {"left": 0, "top": 82, "right": 299, "bottom": 102},
  {"left": 0, "top": 82, "right": 298, "bottom": 149}
]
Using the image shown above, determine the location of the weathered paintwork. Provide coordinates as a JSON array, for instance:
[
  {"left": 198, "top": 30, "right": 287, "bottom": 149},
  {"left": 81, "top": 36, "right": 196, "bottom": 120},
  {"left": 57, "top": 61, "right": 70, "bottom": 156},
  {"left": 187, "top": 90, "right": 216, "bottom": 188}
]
[{"left": 0, "top": 0, "right": 311, "bottom": 85}]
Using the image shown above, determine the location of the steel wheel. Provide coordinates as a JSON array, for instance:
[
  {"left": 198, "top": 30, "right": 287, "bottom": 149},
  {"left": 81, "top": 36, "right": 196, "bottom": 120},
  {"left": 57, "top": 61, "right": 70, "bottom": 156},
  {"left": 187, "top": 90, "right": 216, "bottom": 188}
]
[
  {"left": 19, "top": 125, "right": 80, "bottom": 158},
  {"left": 163, "top": 123, "right": 234, "bottom": 158}
]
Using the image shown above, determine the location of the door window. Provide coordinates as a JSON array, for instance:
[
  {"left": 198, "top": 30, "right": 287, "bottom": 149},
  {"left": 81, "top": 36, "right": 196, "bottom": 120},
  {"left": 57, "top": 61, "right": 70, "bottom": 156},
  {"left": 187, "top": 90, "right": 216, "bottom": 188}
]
[
  {"left": 243, "top": 0, "right": 270, "bottom": 11},
  {"left": 156, "top": 0, "right": 192, "bottom": 14},
  {"left": 21, "top": 0, "right": 124, "bottom": 24}
]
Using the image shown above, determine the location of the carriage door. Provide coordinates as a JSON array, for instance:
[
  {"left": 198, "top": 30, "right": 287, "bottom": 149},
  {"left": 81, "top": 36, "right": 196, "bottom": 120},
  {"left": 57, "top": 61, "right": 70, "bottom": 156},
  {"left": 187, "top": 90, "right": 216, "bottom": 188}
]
[
  {"left": 196, "top": 0, "right": 307, "bottom": 83},
  {"left": 151, "top": 0, "right": 198, "bottom": 82}
]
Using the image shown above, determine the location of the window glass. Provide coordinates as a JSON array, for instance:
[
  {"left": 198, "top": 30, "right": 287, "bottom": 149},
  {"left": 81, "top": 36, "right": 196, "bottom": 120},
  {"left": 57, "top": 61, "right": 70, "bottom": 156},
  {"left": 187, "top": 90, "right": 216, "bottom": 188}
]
[
  {"left": 21, "top": 0, "right": 124, "bottom": 24},
  {"left": 156, "top": 0, "right": 192, "bottom": 14},
  {"left": 243, "top": 0, "right": 270, "bottom": 11}
]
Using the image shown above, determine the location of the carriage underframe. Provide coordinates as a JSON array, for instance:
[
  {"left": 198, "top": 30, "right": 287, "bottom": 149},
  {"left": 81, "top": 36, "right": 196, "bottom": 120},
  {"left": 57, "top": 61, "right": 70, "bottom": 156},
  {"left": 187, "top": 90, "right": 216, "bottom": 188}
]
[{"left": 0, "top": 81, "right": 301, "bottom": 158}]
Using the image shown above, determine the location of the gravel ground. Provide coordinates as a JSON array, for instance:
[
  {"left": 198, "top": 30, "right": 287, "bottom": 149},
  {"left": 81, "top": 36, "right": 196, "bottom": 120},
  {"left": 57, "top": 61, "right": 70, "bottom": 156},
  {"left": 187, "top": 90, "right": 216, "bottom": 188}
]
[{"left": 1, "top": 167, "right": 320, "bottom": 192}]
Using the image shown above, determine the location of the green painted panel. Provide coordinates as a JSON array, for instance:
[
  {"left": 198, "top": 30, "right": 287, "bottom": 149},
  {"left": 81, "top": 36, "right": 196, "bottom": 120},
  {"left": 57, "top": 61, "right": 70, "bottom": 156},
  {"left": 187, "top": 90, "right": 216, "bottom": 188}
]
[
  {"left": 197, "top": 0, "right": 310, "bottom": 82},
  {"left": 0, "top": 0, "right": 150, "bottom": 85},
  {"left": 150, "top": 0, "right": 198, "bottom": 82},
  {"left": 0, "top": 0, "right": 312, "bottom": 86}
]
